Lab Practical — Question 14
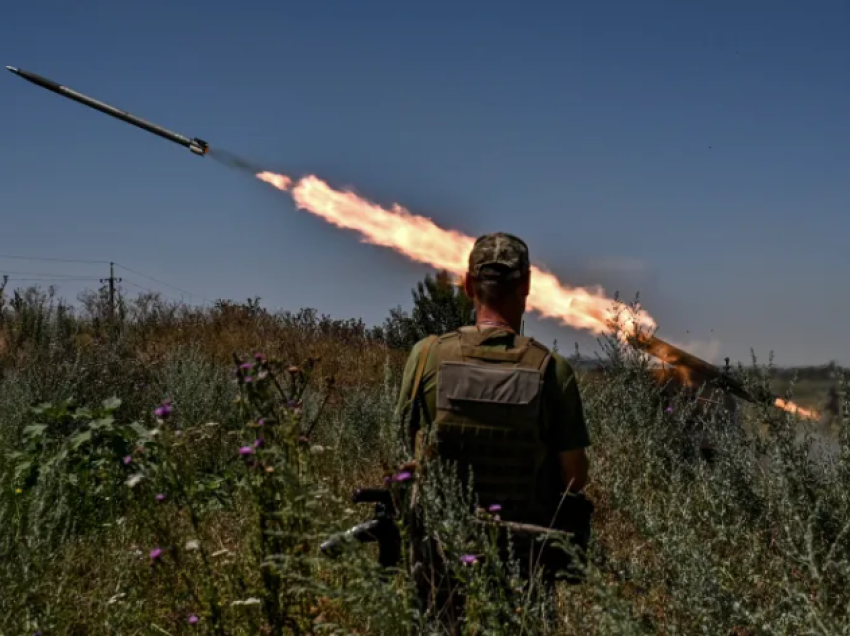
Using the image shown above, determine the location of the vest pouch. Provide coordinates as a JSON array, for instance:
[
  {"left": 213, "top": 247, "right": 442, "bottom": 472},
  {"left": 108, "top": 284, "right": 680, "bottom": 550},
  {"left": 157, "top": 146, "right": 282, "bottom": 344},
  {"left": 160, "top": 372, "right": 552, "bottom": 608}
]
[{"left": 436, "top": 361, "right": 542, "bottom": 429}]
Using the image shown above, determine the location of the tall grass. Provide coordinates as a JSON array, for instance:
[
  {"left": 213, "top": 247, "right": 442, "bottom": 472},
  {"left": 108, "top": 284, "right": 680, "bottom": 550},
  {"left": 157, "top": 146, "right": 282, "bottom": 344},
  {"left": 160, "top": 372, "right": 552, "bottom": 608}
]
[{"left": 0, "top": 286, "right": 847, "bottom": 634}]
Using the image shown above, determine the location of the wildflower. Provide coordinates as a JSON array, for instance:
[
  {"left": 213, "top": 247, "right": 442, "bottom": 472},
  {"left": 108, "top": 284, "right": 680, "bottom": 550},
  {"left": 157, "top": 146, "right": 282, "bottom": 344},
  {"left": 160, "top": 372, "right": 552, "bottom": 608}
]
[
  {"left": 154, "top": 403, "right": 172, "bottom": 419},
  {"left": 257, "top": 418, "right": 265, "bottom": 426},
  {"left": 125, "top": 473, "right": 144, "bottom": 488},
  {"left": 15, "top": 488, "right": 22, "bottom": 495},
  {"left": 243, "top": 376, "right": 253, "bottom": 383},
  {"left": 155, "top": 493, "right": 165, "bottom": 502},
  {"left": 255, "top": 352, "right": 265, "bottom": 361},
  {"left": 460, "top": 554, "right": 478, "bottom": 565},
  {"left": 240, "top": 362, "right": 252, "bottom": 370},
  {"left": 488, "top": 504, "right": 502, "bottom": 513},
  {"left": 393, "top": 471, "right": 412, "bottom": 482},
  {"left": 149, "top": 547, "right": 163, "bottom": 562},
  {"left": 123, "top": 455, "right": 132, "bottom": 465},
  {"left": 665, "top": 406, "right": 673, "bottom": 414},
  {"left": 253, "top": 437, "right": 264, "bottom": 448},
  {"left": 239, "top": 446, "right": 254, "bottom": 456},
  {"left": 185, "top": 539, "right": 200, "bottom": 551},
  {"left": 188, "top": 614, "right": 199, "bottom": 625}
]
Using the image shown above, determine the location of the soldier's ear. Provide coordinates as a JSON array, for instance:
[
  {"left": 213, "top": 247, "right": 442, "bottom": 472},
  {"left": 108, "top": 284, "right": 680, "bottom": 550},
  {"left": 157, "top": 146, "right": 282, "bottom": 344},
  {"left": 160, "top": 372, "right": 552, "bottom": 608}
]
[
  {"left": 521, "top": 271, "right": 531, "bottom": 297},
  {"left": 463, "top": 273, "right": 475, "bottom": 300}
]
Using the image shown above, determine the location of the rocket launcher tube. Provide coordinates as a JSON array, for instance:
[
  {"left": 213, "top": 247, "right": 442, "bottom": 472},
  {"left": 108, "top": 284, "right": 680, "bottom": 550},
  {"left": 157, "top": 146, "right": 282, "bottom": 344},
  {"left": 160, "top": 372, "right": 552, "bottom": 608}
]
[{"left": 632, "top": 334, "right": 779, "bottom": 408}]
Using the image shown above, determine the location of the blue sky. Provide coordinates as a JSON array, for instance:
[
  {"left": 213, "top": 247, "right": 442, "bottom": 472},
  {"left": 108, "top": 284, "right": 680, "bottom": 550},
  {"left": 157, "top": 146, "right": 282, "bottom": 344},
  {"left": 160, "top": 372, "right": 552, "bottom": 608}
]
[{"left": 2, "top": 0, "right": 848, "bottom": 365}]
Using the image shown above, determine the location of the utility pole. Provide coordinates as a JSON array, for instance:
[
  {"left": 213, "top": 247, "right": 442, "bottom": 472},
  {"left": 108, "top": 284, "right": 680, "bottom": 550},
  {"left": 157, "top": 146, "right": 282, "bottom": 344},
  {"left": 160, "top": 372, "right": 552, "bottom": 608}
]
[{"left": 100, "top": 262, "right": 122, "bottom": 321}]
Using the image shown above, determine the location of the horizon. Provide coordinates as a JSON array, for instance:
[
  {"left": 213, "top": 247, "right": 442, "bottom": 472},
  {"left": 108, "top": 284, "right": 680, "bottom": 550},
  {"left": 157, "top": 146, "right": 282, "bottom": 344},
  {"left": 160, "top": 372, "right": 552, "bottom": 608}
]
[
  {"left": 2, "top": 1, "right": 848, "bottom": 366},
  {"left": 1, "top": 274, "right": 844, "bottom": 373}
]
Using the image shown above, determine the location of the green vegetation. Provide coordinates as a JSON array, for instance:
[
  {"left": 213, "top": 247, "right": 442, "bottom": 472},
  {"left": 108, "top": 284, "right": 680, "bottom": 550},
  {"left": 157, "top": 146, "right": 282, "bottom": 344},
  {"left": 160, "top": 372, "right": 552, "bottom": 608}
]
[{"left": 0, "top": 279, "right": 847, "bottom": 634}]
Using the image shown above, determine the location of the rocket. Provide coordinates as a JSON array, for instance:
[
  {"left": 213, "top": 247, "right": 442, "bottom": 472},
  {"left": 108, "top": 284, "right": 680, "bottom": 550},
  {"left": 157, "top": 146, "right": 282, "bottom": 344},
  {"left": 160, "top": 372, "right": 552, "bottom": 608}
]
[{"left": 6, "top": 65, "right": 209, "bottom": 157}]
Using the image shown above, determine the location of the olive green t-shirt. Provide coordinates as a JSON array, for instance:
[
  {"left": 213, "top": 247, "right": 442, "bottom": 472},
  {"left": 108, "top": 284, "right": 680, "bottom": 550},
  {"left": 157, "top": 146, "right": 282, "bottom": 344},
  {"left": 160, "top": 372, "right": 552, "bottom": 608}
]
[{"left": 394, "top": 331, "right": 591, "bottom": 455}]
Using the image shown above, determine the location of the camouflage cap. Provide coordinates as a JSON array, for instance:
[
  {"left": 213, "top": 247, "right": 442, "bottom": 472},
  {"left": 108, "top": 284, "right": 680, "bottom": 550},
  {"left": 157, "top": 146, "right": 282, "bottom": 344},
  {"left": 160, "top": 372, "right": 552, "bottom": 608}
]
[{"left": 468, "top": 232, "right": 530, "bottom": 281}]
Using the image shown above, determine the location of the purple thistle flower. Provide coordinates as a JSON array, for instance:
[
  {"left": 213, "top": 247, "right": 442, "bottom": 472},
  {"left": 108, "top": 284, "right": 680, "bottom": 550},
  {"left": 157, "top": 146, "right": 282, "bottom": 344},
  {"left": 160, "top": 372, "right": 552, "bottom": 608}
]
[
  {"left": 257, "top": 418, "right": 266, "bottom": 426},
  {"left": 149, "top": 547, "right": 163, "bottom": 561},
  {"left": 123, "top": 455, "right": 132, "bottom": 465},
  {"left": 154, "top": 403, "right": 172, "bottom": 419},
  {"left": 239, "top": 446, "right": 254, "bottom": 456},
  {"left": 665, "top": 406, "right": 674, "bottom": 414},
  {"left": 254, "top": 353, "right": 265, "bottom": 361},
  {"left": 393, "top": 471, "right": 412, "bottom": 482},
  {"left": 488, "top": 504, "right": 502, "bottom": 513},
  {"left": 253, "top": 437, "right": 264, "bottom": 448},
  {"left": 188, "top": 614, "right": 199, "bottom": 625},
  {"left": 460, "top": 554, "right": 478, "bottom": 565},
  {"left": 156, "top": 493, "right": 165, "bottom": 502},
  {"left": 240, "top": 362, "right": 252, "bottom": 370},
  {"left": 244, "top": 376, "right": 253, "bottom": 383}
]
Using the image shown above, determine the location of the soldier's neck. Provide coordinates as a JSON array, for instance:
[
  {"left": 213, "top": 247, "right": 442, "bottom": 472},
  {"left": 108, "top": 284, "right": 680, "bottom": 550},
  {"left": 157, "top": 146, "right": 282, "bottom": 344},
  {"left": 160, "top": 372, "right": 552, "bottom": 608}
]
[{"left": 475, "top": 304, "right": 523, "bottom": 333}]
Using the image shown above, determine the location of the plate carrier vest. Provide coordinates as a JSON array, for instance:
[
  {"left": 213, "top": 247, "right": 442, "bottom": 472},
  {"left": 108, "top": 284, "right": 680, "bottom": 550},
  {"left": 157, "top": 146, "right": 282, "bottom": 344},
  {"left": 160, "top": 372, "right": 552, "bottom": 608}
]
[{"left": 415, "top": 326, "right": 553, "bottom": 518}]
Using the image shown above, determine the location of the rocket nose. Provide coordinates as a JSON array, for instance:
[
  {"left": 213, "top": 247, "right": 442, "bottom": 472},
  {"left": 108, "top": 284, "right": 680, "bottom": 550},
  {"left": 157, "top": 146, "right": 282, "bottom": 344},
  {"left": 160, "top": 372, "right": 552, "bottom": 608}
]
[{"left": 6, "top": 66, "right": 19, "bottom": 73}]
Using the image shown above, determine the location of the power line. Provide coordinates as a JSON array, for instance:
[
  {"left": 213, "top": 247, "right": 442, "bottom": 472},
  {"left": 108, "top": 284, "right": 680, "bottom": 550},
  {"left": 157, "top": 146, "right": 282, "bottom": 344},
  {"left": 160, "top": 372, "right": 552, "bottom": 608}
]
[
  {"left": 0, "top": 253, "right": 109, "bottom": 265},
  {"left": 122, "top": 279, "right": 183, "bottom": 303},
  {"left": 0, "top": 252, "right": 210, "bottom": 304},
  {"left": 6, "top": 277, "right": 102, "bottom": 282},
  {"left": 0, "top": 269, "right": 103, "bottom": 279},
  {"left": 113, "top": 262, "right": 207, "bottom": 302}
]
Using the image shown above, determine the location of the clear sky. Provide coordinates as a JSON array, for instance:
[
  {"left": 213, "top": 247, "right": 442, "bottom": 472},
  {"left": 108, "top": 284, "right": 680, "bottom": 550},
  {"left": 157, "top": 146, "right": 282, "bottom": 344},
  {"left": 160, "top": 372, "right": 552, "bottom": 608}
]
[{"left": 2, "top": 0, "right": 848, "bottom": 366}]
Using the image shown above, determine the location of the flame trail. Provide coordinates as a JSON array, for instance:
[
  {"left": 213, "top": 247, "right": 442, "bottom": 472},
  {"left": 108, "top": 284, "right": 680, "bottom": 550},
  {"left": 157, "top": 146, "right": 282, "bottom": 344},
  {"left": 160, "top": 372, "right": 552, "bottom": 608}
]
[
  {"left": 256, "top": 170, "right": 817, "bottom": 420},
  {"left": 258, "top": 171, "right": 654, "bottom": 337}
]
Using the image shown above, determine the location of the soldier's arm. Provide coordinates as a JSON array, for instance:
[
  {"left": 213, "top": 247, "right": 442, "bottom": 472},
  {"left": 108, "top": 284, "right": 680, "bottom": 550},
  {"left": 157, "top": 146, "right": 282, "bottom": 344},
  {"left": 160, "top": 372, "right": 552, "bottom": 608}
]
[
  {"left": 559, "top": 449, "right": 589, "bottom": 492},
  {"left": 549, "top": 355, "right": 591, "bottom": 492},
  {"left": 394, "top": 340, "right": 425, "bottom": 452}
]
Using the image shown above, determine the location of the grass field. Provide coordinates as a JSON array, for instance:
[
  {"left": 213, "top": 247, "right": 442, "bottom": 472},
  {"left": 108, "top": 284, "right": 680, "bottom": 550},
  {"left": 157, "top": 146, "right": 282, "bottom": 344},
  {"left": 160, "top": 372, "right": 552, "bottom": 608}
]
[{"left": 1, "top": 286, "right": 848, "bottom": 635}]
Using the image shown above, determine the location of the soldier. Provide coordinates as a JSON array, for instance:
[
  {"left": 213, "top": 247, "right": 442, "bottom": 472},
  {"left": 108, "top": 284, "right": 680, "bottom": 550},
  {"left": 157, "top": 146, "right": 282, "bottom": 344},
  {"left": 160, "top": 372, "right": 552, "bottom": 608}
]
[{"left": 394, "top": 232, "right": 591, "bottom": 630}]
